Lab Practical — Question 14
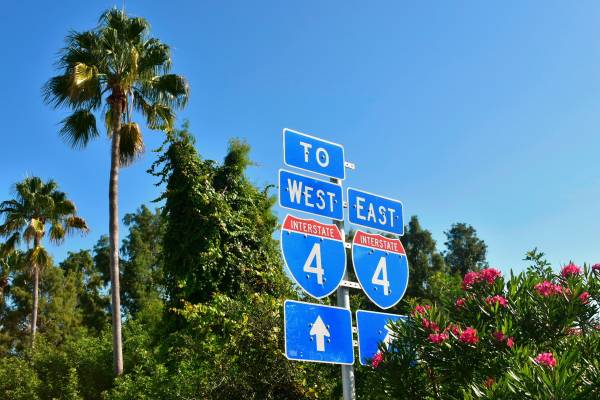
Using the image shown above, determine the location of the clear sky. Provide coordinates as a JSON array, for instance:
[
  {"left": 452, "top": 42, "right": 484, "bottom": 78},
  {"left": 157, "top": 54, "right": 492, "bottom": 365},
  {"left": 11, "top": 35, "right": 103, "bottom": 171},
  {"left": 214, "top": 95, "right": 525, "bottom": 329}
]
[{"left": 1, "top": 1, "right": 600, "bottom": 274}]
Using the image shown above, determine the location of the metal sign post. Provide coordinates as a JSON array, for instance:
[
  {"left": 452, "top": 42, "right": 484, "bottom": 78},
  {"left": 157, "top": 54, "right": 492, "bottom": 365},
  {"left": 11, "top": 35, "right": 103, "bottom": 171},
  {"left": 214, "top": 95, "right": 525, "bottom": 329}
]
[{"left": 332, "top": 178, "right": 356, "bottom": 400}]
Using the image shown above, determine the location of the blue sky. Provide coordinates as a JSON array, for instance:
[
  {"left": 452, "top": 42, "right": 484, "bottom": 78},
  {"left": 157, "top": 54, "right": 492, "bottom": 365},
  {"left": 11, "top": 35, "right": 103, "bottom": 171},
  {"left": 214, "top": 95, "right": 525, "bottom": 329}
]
[{"left": 1, "top": 1, "right": 600, "bottom": 274}]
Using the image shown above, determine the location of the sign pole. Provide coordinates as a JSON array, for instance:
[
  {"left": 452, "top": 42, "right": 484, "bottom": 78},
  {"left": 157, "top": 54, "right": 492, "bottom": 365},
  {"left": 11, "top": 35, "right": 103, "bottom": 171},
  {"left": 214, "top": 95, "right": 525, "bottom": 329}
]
[{"left": 333, "top": 178, "right": 356, "bottom": 400}]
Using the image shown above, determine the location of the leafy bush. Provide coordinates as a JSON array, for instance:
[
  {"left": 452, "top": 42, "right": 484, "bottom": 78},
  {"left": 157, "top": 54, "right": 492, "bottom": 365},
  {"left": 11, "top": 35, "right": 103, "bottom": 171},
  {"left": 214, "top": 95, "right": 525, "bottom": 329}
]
[
  {"left": 0, "top": 356, "right": 40, "bottom": 400},
  {"left": 372, "top": 252, "right": 600, "bottom": 399}
]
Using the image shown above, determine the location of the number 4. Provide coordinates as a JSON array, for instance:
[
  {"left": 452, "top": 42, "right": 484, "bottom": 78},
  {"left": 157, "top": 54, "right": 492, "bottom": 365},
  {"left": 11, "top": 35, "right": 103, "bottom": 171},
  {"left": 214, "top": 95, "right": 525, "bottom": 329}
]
[
  {"left": 372, "top": 257, "right": 390, "bottom": 295},
  {"left": 304, "top": 243, "right": 324, "bottom": 284}
]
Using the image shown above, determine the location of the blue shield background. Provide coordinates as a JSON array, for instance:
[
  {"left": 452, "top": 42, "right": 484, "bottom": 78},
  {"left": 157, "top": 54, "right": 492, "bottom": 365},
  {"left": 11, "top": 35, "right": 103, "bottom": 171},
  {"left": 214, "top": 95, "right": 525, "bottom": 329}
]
[
  {"left": 352, "top": 240, "right": 409, "bottom": 309},
  {"left": 282, "top": 228, "right": 346, "bottom": 299},
  {"left": 356, "top": 310, "right": 407, "bottom": 365}
]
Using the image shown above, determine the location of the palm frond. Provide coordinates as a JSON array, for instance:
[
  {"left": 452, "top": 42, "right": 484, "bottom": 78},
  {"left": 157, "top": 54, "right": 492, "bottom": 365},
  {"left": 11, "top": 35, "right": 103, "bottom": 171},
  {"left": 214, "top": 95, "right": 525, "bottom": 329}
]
[
  {"left": 2, "top": 232, "right": 21, "bottom": 254},
  {"left": 42, "top": 72, "right": 103, "bottom": 110},
  {"left": 65, "top": 216, "right": 89, "bottom": 235},
  {"left": 59, "top": 109, "right": 100, "bottom": 149},
  {"left": 119, "top": 122, "right": 144, "bottom": 166},
  {"left": 132, "top": 91, "right": 174, "bottom": 131},
  {"left": 0, "top": 218, "right": 27, "bottom": 237},
  {"left": 23, "top": 218, "right": 45, "bottom": 243},
  {"left": 0, "top": 199, "right": 23, "bottom": 214},
  {"left": 140, "top": 74, "right": 189, "bottom": 109},
  {"left": 138, "top": 39, "right": 171, "bottom": 74},
  {"left": 49, "top": 223, "right": 65, "bottom": 244},
  {"left": 27, "top": 246, "right": 52, "bottom": 272}
]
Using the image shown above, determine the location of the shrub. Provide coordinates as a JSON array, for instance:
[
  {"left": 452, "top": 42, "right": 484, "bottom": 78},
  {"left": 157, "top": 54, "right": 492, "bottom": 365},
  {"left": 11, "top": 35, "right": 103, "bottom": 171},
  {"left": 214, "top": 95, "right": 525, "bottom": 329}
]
[{"left": 372, "top": 253, "right": 600, "bottom": 399}]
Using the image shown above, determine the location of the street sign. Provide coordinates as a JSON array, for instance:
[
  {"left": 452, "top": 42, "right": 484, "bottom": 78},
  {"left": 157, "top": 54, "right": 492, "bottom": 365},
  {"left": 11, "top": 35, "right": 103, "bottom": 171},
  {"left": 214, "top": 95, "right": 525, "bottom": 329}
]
[
  {"left": 281, "top": 214, "right": 346, "bottom": 299},
  {"left": 283, "top": 128, "right": 346, "bottom": 180},
  {"left": 352, "top": 230, "right": 409, "bottom": 309},
  {"left": 284, "top": 300, "right": 354, "bottom": 365},
  {"left": 356, "top": 310, "right": 406, "bottom": 365},
  {"left": 347, "top": 188, "right": 404, "bottom": 235},
  {"left": 279, "top": 169, "right": 344, "bottom": 220}
]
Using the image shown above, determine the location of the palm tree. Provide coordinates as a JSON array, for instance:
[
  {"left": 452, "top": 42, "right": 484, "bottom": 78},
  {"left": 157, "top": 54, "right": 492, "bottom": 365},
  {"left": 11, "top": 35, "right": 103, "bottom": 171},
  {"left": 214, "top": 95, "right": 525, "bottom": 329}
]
[
  {"left": 43, "top": 8, "right": 189, "bottom": 375},
  {"left": 0, "top": 177, "right": 88, "bottom": 345}
]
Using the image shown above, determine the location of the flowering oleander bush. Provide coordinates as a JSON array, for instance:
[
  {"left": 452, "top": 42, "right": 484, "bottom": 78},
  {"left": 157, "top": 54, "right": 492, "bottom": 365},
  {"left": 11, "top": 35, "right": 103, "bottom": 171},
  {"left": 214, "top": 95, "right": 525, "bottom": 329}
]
[{"left": 370, "top": 251, "right": 600, "bottom": 399}]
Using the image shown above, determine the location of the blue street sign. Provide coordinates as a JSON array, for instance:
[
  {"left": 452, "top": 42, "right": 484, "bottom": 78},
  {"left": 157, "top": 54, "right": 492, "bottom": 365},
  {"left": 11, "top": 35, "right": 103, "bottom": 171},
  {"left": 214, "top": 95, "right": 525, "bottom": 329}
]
[
  {"left": 347, "top": 188, "right": 404, "bottom": 235},
  {"left": 284, "top": 300, "right": 354, "bottom": 365},
  {"left": 279, "top": 169, "right": 344, "bottom": 220},
  {"left": 352, "top": 231, "right": 409, "bottom": 309},
  {"left": 281, "top": 214, "right": 346, "bottom": 299},
  {"left": 283, "top": 128, "right": 346, "bottom": 180},
  {"left": 356, "top": 310, "right": 407, "bottom": 365}
]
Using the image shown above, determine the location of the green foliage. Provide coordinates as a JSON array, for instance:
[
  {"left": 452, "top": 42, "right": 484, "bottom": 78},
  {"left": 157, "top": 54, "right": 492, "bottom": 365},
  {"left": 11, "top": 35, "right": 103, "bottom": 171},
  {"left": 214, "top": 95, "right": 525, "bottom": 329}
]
[
  {"left": 0, "top": 356, "right": 40, "bottom": 400},
  {"left": 150, "top": 125, "right": 286, "bottom": 310},
  {"left": 372, "top": 256, "right": 600, "bottom": 399},
  {"left": 444, "top": 222, "right": 488, "bottom": 276},
  {"left": 107, "top": 294, "right": 337, "bottom": 400},
  {"left": 403, "top": 216, "right": 446, "bottom": 299},
  {"left": 121, "top": 206, "right": 165, "bottom": 321},
  {"left": 59, "top": 250, "right": 110, "bottom": 334}
]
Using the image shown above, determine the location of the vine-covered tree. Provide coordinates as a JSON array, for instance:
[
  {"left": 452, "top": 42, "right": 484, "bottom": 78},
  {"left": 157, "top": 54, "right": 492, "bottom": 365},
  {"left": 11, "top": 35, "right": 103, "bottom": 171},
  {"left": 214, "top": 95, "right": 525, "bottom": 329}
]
[{"left": 43, "top": 8, "right": 189, "bottom": 375}]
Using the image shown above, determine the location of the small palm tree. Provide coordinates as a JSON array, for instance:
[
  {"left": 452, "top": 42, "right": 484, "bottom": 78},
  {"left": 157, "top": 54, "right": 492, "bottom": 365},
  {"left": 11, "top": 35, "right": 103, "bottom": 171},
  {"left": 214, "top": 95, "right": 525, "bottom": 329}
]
[
  {"left": 43, "top": 8, "right": 189, "bottom": 375},
  {"left": 0, "top": 177, "right": 88, "bottom": 345}
]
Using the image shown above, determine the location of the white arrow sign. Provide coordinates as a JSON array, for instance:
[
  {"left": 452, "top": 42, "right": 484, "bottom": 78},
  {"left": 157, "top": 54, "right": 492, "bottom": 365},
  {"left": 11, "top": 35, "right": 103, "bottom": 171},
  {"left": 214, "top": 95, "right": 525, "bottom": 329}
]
[
  {"left": 310, "top": 315, "right": 330, "bottom": 352},
  {"left": 382, "top": 323, "right": 394, "bottom": 349}
]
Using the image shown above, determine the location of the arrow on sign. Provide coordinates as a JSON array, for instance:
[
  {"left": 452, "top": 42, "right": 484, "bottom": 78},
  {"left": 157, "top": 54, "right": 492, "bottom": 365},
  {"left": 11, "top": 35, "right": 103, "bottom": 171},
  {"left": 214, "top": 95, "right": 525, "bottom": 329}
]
[
  {"left": 310, "top": 316, "right": 330, "bottom": 352},
  {"left": 382, "top": 323, "right": 394, "bottom": 348}
]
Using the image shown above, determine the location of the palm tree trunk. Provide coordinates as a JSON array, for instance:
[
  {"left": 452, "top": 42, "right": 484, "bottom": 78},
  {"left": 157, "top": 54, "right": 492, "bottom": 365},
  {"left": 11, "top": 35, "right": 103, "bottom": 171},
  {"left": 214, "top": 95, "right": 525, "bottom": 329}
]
[
  {"left": 31, "top": 236, "right": 40, "bottom": 346},
  {"left": 109, "top": 96, "right": 124, "bottom": 376}
]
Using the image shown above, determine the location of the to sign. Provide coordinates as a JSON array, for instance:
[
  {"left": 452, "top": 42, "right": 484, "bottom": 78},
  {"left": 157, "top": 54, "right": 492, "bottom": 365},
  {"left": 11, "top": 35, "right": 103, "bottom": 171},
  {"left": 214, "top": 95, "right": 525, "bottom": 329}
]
[
  {"left": 284, "top": 300, "right": 354, "bottom": 365},
  {"left": 347, "top": 188, "right": 403, "bottom": 235},
  {"left": 352, "top": 231, "right": 409, "bottom": 309},
  {"left": 356, "top": 310, "right": 406, "bottom": 365},
  {"left": 281, "top": 214, "right": 346, "bottom": 299},
  {"left": 283, "top": 128, "right": 346, "bottom": 180},
  {"left": 279, "top": 169, "right": 344, "bottom": 220}
]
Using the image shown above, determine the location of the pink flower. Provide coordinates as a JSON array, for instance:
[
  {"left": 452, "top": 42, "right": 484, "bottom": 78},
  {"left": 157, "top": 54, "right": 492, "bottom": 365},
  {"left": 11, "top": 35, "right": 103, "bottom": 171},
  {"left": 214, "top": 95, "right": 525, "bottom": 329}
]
[
  {"left": 422, "top": 319, "right": 440, "bottom": 333},
  {"left": 561, "top": 263, "right": 582, "bottom": 278},
  {"left": 455, "top": 297, "right": 466, "bottom": 308},
  {"left": 592, "top": 263, "right": 600, "bottom": 272},
  {"left": 492, "top": 331, "right": 505, "bottom": 341},
  {"left": 462, "top": 271, "right": 481, "bottom": 290},
  {"left": 506, "top": 337, "right": 515, "bottom": 348},
  {"left": 534, "top": 352, "right": 557, "bottom": 368},
  {"left": 486, "top": 295, "right": 508, "bottom": 308},
  {"left": 371, "top": 352, "right": 383, "bottom": 368},
  {"left": 534, "top": 281, "right": 563, "bottom": 297},
  {"left": 480, "top": 268, "right": 502, "bottom": 285},
  {"left": 579, "top": 292, "right": 590, "bottom": 304},
  {"left": 459, "top": 327, "right": 479, "bottom": 345},
  {"left": 412, "top": 304, "right": 432, "bottom": 316},
  {"left": 428, "top": 333, "right": 449, "bottom": 344},
  {"left": 445, "top": 323, "right": 461, "bottom": 336}
]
